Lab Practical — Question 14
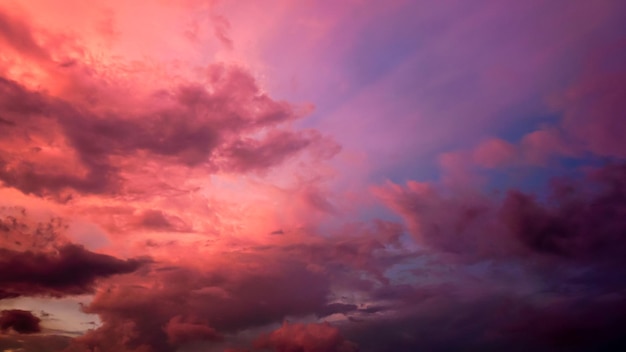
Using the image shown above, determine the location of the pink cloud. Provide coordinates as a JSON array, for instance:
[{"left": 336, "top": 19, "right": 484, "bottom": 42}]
[
  {"left": 520, "top": 128, "right": 577, "bottom": 165},
  {"left": 0, "top": 1, "right": 625, "bottom": 351},
  {"left": 472, "top": 138, "right": 517, "bottom": 168}
]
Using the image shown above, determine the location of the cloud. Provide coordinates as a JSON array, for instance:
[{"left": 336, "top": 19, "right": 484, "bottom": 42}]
[
  {"left": 69, "top": 258, "right": 332, "bottom": 352},
  {"left": 501, "top": 162, "right": 626, "bottom": 263},
  {"left": 0, "top": 8, "right": 49, "bottom": 61},
  {"left": 0, "top": 309, "right": 41, "bottom": 334},
  {"left": 472, "top": 138, "right": 517, "bottom": 168},
  {"left": 437, "top": 41, "right": 626, "bottom": 176},
  {"left": 378, "top": 162, "right": 626, "bottom": 263},
  {"left": 221, "top": 130, "right": 323, "bottom": 173},
  {"left": 0, "top": 63, "right": 335, "bottom": 199},
  {"left": 365, "top": 162, "right": 626, "bottom": 350},
  {"left": 0, "top": 207, "right": 66, "bottom": 251},
  {"left": 254, "top": 322, "right": 359, "bottom": 352},
  {"left": 163, "top": 315, "right": 221, "bottom": 345},
  {"left": 0, "top": 244, "right": 145, "bottom": 299},
  {"left": 136, "top": 210, "right": 191, "bottom": 232}
]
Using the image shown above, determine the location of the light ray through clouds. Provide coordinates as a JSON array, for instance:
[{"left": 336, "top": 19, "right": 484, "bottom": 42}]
[{"left": 1, "top": 0, "right": 626, "bottom": 351}]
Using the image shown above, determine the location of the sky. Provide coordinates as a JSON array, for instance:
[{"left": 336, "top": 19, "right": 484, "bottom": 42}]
[{"left": 0, "top": 0, "right": 625, "bottom": 351}]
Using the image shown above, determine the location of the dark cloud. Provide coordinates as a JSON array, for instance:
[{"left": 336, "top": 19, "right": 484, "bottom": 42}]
[
  {"left": 379, "top": 163, "right": 626, "bottom": 265},
  {"left": 337, "top": 283, "right": 626, "bottom": 352},
  {"left": 221, "top": 130, "right": 317, "bottom": 173},
  {"left": 366, "top": 162, "right": 626, "bottom": 351},
  {"left": 0, "top": 309, "right": 41, "bottom": 334},
  {"left": 316, "top": 303, "right": 358, "bottom": 318},
  {"left": 137, "top": 210, "right": 190, "bottom": 232},
  {"left": 0, "top": 244, "right": 145, "bottom": 299},
  {"left": 500, "top": 162, "right": 626, "bottom": 265},
  {"left": 69, "top": 259, "right": 331, "bottom": 352}
]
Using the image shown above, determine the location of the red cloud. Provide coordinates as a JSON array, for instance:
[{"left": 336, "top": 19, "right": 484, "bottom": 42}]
[
  {"left": 164, "top": 315, "right": 221, "bottom": 345},
  {"left": 0, "top": 9, "right": 49, "bottom": 61},
  {"left": 254, "top": 322, "right": 359, "bottom": 352}
]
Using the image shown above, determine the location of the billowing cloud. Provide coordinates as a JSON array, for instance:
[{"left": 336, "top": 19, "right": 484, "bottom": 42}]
[{"left": 0, "top": 64, "right": 332, "bottom": 199}]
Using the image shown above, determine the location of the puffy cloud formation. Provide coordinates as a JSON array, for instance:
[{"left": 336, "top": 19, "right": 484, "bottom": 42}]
[{"left": 0, "top": 67, "right": 330, "bottom": 198}]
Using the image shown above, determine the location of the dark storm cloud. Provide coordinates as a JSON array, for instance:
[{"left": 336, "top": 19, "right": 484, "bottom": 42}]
[
  {"left": 0, "top": 244, "right": 145, "bottom": 299},
  {"left": 0, "top": 309, "right": 41, "bottom": 334}
]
